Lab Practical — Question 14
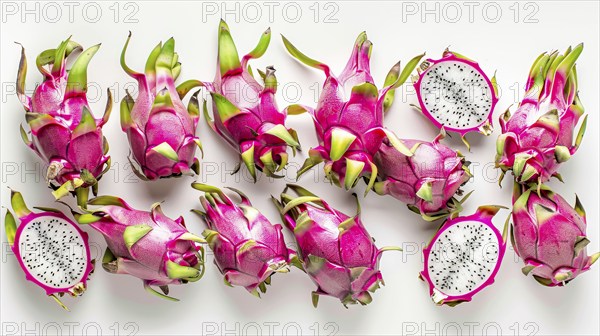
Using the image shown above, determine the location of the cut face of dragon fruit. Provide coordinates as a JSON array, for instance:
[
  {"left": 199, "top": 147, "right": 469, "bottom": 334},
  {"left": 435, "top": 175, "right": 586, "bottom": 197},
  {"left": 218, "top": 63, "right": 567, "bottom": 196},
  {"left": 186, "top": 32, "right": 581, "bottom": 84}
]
[
  {"left": 16, "top": 38, "right": 111, "bottom": 202},
  {"left": 413, "top": 50, "right": 498, "bottom": 149},
  {"left": 120, "top": 33, "right": 202, "bottom": 180},
  {"left": 4, "top": 190, "right": 94, "bottom": 311},
  {"left": 282, "top": 32, "right": 423, "bottom": 194},
  {"left": 76, "top": 195, "right": 206, "bottom": 301},
  {"left": 374, "top": 129, "right": 472, "bottom": 221},
  {"left": 496, "top": 44, "right": 586, "bottom": 185},
  {"left": 512, "top": 184, "right": 599, "bottom": 286},
  {"left": 420, "top": 206, "right": 507, "bottom": 306},
  {"left": 273, "top": 184, "right": 401, "bottom": 307},
  {"left": 191, "top": 183, "right": 293, "bottom": 296}
]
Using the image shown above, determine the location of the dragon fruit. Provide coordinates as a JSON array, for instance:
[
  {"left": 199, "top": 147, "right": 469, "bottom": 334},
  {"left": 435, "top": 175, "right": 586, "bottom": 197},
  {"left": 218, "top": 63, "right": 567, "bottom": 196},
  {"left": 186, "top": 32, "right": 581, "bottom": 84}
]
[
  {"left": 182, "top": 20, "right": 299, "bottom": 180},
  {"left": 511, "top": 184, "right": 599, "bottom": 286},
  {"left": 76, "top": 195, "right": 205, "bottom": 301},
  {"left": 4, "top": 189, "right": 94, "bottom": 311},
  {"left": 191, "top": 183, "right": 293, "bottom": 296},
  {"left": 374, "top": 129, "right": 472, "bottom": 221},
  {"left": 420, "top": 205, "right": 507, "bottom": 306},
  {"left": 282, "top": 32, "right": 423, "bottom": 193},
  {"left": 120, "top": 33, "right": 202, "bottom": 180},
  {"left": 412, "top": 49, "right": 498, "bottom": 149},
  {"left": 273, "top": 184, "right": 401, "bottom": 307},
  {"left": 16, "top": 38, "right": 111, "bottom": 202},
  {"left": 496, "top": 44, "right": 586, "bottom": 185}
]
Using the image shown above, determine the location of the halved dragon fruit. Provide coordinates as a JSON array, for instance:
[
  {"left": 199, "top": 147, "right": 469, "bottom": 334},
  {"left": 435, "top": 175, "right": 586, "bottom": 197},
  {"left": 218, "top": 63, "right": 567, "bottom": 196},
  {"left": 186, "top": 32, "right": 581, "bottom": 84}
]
[
  {"left": 191, "top": 183, "right": 293, "bottom": 296},
  {"left": 282, "top": 32, "right": 422, "bottom": 193},
  {"left": 413, "top": 49, "right": 498, "bottom": 149},
  {"left": 420, "top": 205, "right": 507, "bottom": 306},
  {"left": 16, "top": 38, "right": 111, "bottom": 202},
  {"left": 76, "top": 195, "right": 205, "bottom": 301},
  {"left": 512, "top": 184, "right": 599, "bottom": 286},
  {"left": 4, "top": 189, "right": 94, "bottom": 311},
  {"left": 273, "top": 184, "right": 401, "bottom": 307}
]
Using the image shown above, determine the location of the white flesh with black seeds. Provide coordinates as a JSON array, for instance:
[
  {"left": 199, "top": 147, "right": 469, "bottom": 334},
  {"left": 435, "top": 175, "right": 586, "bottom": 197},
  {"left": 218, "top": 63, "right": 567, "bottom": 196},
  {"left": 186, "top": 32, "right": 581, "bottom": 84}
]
[
  {"left": 427, "top": 221, "right": 499, "bottom": 296},
  {"left": 18, "top": 216, "right": 89, "bottom": 289},
  {"left": 419, "top": 61, "right": 493, "bottom": 129}
]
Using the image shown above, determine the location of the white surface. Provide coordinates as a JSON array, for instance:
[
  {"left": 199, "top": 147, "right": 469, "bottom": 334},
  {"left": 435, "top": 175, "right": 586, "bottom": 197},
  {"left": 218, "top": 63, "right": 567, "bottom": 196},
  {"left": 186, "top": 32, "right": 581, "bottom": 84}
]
[{"left": 1, "top": 1, "right": 598, "bottom": 335}]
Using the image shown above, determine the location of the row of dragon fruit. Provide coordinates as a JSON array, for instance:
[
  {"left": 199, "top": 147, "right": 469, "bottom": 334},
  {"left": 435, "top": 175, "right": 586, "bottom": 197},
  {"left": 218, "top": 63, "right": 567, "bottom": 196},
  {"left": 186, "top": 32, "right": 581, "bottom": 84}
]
[{"left": 5, "top": 20, "right": 597, "bottom": 310}]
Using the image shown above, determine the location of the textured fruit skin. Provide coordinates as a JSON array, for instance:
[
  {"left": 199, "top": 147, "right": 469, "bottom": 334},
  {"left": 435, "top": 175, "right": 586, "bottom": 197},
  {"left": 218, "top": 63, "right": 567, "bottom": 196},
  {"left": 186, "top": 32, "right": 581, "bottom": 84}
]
[
  {"left": 413, "top": 50, "right": 497, "bottom": 142},
  {"left": 420, "top": 206, "right": 506, "bottom": 306},
  {"left": 81, "top": 196, "right": 205, "bottom": 301},
  {"left": 511, "top": 185, "right": 599, "bottom": 286},
  {"left": 374, "top": 133, "right": 471, "bottom": 220},
  {"left": 120, "top": 34, "right": 202, "bottom": 180},
  {"left": 197, "top": 20, "right": 299, "bottom": 180},
  {"left": 16, "top": 38, "right": 111, "bottom": 198},
  {"left": 274, "top": 185, "right": 400, "bottom": 307},
  {"left": 496, "top": 44, "right": 586, "bottom": 185},
  {"left": 4, "top": 190, "right": 93, "bottom": 310},
  {"left": 191, "top": 184, "right": 292, "bottom": 296},
  {"left": 282, "top": 32, "right": 422, "bottom": 193}
]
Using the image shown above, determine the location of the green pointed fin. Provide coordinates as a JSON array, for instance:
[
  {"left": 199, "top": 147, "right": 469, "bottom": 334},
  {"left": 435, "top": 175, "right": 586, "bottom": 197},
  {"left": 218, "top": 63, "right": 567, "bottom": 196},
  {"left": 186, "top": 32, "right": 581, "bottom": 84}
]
[
  {"left": 66, "top": 44, "right": 100, "bottom": 95},
  {"left": 123, "top": 224, "right": 153, "bottom": 250}
]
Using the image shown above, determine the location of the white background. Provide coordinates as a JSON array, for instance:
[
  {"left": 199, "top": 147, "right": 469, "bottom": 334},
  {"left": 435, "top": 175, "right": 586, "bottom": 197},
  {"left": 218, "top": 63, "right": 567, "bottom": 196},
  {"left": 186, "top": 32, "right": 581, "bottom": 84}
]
[{"left": 1, "top": 1, "right": 598, "bottom": 335}]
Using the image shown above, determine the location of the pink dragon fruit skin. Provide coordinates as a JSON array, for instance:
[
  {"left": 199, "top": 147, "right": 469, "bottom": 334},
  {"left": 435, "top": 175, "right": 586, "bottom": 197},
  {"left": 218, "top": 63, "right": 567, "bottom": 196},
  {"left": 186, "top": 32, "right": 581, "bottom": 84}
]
[
  {"left": 420, "top": 206, "right": 507, "bottom": 306},
  {"left": 191, "top": 183, "right": 293, "bottom": 296},
  {"left": 374, "top": 130, "right": 472, "bottom": 221},
  {"left": 120, "top": 33, "right": 202, "bottom": 181},
  {"left": 412, "top": 50, "right": 498, "bottom": 149},
  {"left": 512, "top": 185, "right": 599, "bottom": 286},
  {"left": 4, "top": 189, "right": 94, "bottom": 311},
  {"left": 16, "top": 38, "right": 111, "bottom": 201},
  {"left": 496, "top": 44, "right": 586, "bottom": 185},
  {"left": 77, "top": 195, "right": 206, "bottom": 301},
  {"left": 282, "top": 32, "right": 423, "bottom": 193},
  {"left": 273, "top": 184, "right": 401, "bottom": 307},
  {"left": 178, "top": 20, "right": 299, "bottom": 181}
]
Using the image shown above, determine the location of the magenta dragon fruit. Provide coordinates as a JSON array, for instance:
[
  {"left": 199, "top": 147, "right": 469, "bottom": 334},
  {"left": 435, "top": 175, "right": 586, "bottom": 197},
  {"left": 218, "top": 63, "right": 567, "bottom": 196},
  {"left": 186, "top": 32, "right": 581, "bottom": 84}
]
[
  {"left": 120, "top": 33, "right": 202, "bottom": 180},
  {"left": 282, "top": 32, "right": 423, "bottom": 193},
  {"left": 191, "top": 183, "right": 293, "bottom": 296},
  {"left": 412, "top": 49, "right": 498, "bottom": 149},
  {"left": 4, "top": 189, "right": 94, "bottom": 311},
  {"left": 374, "top": 130, "right": 472, "bottom": 221},
  {"left": 420, "top": 205, "right": 507, "bottom": 306},
  {"left": 273, "top": 184, "right": 401, "bottom": 307},
  {"left": 511, "top": 184, "right": 598, "bottom": 286},
  {"left": 76, "top": 195, "right": 205, "bottom": 301},
  {"left": 180, "top": 20, "right": 299, "bottom": 180},
  {"left": 16, "top": 38, "right": 111, "bottom": 201},
  {"left": 496, "top": 44, "right": 586, "bottom": 185}
]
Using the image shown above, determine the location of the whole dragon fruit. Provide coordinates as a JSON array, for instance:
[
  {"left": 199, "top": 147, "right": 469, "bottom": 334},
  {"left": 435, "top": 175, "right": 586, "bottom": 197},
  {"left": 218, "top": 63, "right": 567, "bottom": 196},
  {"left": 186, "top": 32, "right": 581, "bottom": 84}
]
[
  {"left": 412, "top": 49, "right": 498, "bottom": 149},
  {"left": 420, "top": 205, "right": 508, "bottom": 306},
  {"left": 511, "top": 184, "right": 599, "bottom": 286},
  {"left": 496, "top": 44, "right": 586, "bottom": 184},
  {"left": 191, "top": 183, "right": 293, "bottom": 296},
  {"left": 181, "top": 20, "right": 299, "bottom": 181},
  {"left": 77, "top": 195, "right": 205, "bottom": 301},
  {"left": 273, "top": 184, "right": 401, "bottom": 307},
  {"left": 16, "top": 38, "right": 111, "bottom": 202},
  {"left": 282, "top": 32, "right": 423, "bottom": 193},
  {"left": 4, "top": 189, "right": 94, "bottom": 311},
  {"left": 120, "top": 33, "right": 202, "bottom": 180},
  {"left": 374, "top": 129, "right": 472, "bottom": 221}
]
